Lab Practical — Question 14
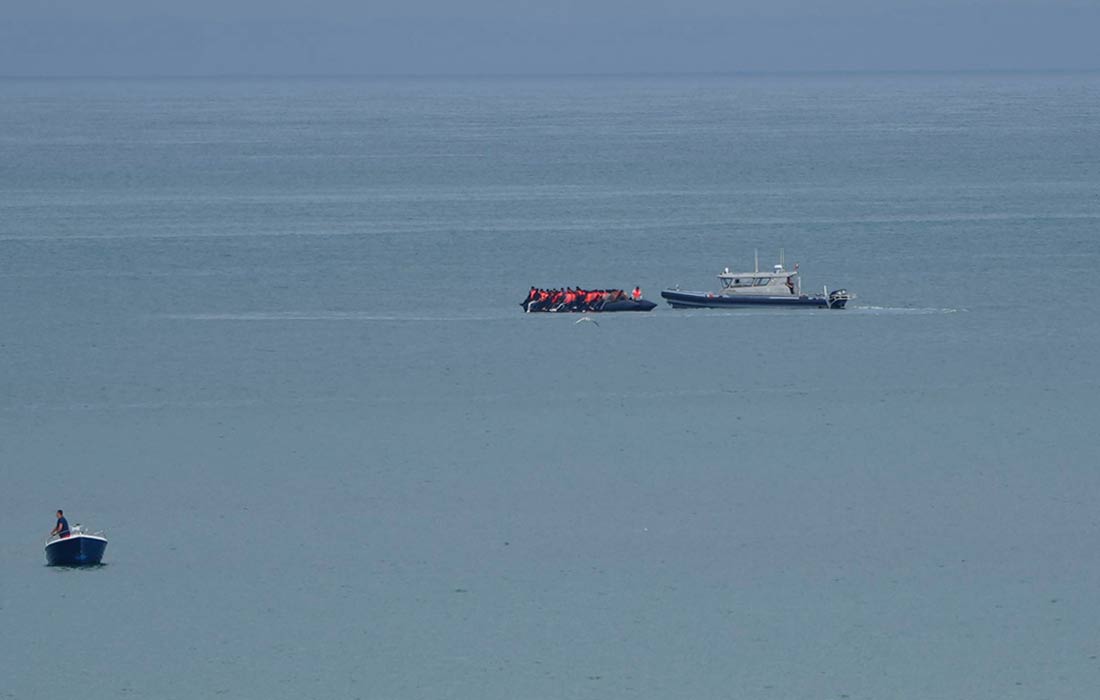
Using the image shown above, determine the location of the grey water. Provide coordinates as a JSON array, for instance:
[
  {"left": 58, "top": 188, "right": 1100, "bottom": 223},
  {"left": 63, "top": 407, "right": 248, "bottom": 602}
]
[{"left": 2, "top": 73, "right": 1099, "bottom": 699}]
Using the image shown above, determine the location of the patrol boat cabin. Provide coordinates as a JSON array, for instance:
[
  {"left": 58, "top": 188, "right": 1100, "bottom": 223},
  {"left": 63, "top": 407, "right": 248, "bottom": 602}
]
[
  {"left": 661, "top": 253, "right": 852, "bottom": 309},
  {"left": 718, "top": 263, "right": 802, "bottom": 296}
]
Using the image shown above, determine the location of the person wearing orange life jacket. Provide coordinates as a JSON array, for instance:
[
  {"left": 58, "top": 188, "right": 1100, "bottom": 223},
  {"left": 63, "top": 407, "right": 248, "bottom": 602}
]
[{"left": 631, "top": 286, "right": 642, "bottom": 301}]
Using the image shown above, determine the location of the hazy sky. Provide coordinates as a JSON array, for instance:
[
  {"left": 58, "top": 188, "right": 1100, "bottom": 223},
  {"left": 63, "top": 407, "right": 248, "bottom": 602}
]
[{"left": 1, "top": 0, "right": 1098, "bottom": 75}]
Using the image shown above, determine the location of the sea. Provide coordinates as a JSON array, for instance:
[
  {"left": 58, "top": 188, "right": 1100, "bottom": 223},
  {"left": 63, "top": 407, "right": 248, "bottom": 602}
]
[{"left": 2, "top": 73, "right": 1099, "bottom": 699}]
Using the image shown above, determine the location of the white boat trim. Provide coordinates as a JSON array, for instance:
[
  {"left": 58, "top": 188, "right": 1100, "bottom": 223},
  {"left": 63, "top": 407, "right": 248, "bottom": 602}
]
[{"left": 46, "top": 526, "right": 108, "bottom": 548}]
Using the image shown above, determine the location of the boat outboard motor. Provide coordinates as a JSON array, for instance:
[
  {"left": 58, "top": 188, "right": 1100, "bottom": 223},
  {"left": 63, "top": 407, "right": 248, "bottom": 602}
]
[{"left": 827, "top": 288, "right": 849, "bottom": 309}]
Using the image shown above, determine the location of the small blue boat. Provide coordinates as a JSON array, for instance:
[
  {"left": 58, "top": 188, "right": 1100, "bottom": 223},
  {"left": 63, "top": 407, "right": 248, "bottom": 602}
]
[
  {"left": 662, "top": 254, "right": 853, "bottom": 310},
  {"left": 45, "top": 526, "right": 107, "bottom": 566}
]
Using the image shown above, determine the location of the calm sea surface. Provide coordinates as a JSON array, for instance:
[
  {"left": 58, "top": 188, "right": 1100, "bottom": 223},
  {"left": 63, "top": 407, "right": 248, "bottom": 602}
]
[{"left": 2, "top": 74, "right": 1099, "bottom": 699}]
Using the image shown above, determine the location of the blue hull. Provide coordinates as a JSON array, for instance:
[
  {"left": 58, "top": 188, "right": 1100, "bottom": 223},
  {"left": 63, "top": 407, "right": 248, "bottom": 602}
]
[
  {"left": 600, "top": 299, "right": 657, "bottom": 312},
  {"left": 661, "top": 289, "right": 847, "bottom": 309},
  {"left": 45, "top": 535, "right": 107, "bottom": 566}
]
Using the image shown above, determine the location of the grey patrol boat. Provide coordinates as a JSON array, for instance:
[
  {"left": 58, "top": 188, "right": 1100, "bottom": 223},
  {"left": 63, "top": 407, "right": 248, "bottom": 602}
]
[{"left": 661, "top": 252, "right": 853, "bottom": 309}]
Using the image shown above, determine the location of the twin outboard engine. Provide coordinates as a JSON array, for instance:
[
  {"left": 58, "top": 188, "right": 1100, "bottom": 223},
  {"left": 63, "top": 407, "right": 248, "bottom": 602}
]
[{"left": 827, "top": 288, "right": 852, "bottom": 309}]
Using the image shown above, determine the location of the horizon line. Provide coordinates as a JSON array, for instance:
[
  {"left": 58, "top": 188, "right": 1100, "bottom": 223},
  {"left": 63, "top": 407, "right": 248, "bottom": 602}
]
[{"left": 2, "top": 68, "right": 1099, "bottom": 81}]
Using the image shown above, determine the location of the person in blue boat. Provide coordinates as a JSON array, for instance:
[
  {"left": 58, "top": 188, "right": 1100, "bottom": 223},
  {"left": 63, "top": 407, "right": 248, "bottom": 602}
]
[{"left": 50, "top": 509, "right": 69, "bottom": 539}]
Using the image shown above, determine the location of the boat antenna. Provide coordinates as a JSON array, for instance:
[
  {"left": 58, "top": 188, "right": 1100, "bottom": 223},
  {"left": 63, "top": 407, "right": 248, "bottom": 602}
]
[
  {"left": 780, "top": 248, "right": 785, "bottom": 267},
  {"left": 754, "top": 249, "right": 759, "bottom": 273}
]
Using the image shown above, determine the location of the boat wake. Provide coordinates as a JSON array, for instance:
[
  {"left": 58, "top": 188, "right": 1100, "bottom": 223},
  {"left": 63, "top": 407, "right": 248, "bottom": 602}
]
[
  {"left": 158, "top": 311, "right": 511, "bottom": 323},
  {"left": 850, "top": 305, "right": 962, "bottom": 315}
]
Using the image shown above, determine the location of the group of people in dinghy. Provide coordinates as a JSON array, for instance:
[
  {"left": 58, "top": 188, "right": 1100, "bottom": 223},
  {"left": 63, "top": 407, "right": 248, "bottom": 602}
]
[{"left": 523, "top": 286, "right": 643, "bottom": 312}]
